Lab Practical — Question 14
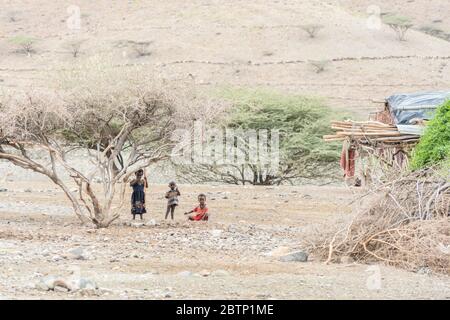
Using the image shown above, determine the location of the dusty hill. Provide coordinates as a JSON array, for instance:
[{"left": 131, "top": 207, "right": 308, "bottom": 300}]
[{"left": 1, "top": 0, "right": 450, "bottom": 117}]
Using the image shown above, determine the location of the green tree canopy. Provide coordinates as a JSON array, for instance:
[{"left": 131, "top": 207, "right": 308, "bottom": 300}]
[{"left": 411, "top": 100, "right": 450, "bottom": 170}]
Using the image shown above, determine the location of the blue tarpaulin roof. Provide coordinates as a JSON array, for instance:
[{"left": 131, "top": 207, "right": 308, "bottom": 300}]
[{"left": 386, "top": 91, "right": 450, "bottom": 125}]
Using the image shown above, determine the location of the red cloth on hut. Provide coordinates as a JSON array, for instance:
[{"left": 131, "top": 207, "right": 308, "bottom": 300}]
[{"left": 340, "top": 144, "right": 356, "bottom": 178}]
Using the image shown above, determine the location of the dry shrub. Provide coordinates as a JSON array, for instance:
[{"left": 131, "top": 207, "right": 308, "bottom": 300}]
[{"left": 306, "top": 166, "right": 450, "bottom": 274}]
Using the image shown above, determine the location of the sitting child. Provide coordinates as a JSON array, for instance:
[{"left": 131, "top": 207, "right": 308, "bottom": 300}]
[{"left": 184, "top": 193, "right": 209, "bottom": 221}]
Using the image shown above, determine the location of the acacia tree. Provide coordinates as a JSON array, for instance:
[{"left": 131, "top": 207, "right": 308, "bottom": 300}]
[
  {"left": 383, "top": 15, "right": 413, "bottom": 41},
  {"left": 174, "top": 89, "right": 341, "bottom": 185},
  {"left": 0, "top": 79, "right": 177, "bottom": 227}
]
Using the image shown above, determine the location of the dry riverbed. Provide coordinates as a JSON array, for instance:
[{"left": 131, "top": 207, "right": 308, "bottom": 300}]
[{"left": 0, "top": 181, "right": 449, "bottom": 300}]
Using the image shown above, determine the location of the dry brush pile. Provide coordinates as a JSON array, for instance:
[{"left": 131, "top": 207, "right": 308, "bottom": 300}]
[{"left": 308, "top": 165, "right": 450, "bottom": 274}]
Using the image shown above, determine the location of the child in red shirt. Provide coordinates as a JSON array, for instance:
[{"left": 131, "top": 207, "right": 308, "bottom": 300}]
[{"left": 184, "top": 194, "right": 209, "bottom": 221}]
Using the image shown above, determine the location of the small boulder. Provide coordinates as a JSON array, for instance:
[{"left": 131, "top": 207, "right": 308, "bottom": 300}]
[
  {"left": 131, "top": 222, "right": 145, "bottom": 228},
  {"left": 51, "top": 255, "right": 63, "bottom": 262},
  {"left": 211, "top": 270, "right": 229, "bottom": 277},
  {"left": 199, "top": 270, "right": 210, "bottom": 277},
  {"left": 67, "top": 247, "right": 87, "bottom": 260},
  {"left": 210, "top": 229, "right": 222, "bottom": 238},
  {"left": 53, "top": 279, "right": 72, "bottom": 291},
  {"left": 145, "top": 219, "right": 158, "bottom": 227},
  {"left": 54, "top": 285, "right": 70, "bottom": 293},
  {"left": 279, "top": 251, "right": 308, "bottom": 263},
  {"left": 35, "top": 275, "right": 57, "bottom": 291},
  {"left": 177, "top": 271, "right": 193, "bottom": 277},
  {"left": 78, "top": 278, "right": 98, "bottom": 290},
  {"left": 263, "top": 246, "right": 291, "bottom": 257}
]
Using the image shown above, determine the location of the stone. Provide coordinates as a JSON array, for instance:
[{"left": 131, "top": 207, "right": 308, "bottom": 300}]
[
  {"left": 54, "top": 286, "right": 69, "bottom": 293},
  {"left": 78, "top": 278, "right": 98, "bottom": 290},
  {"left": 211, "top": 270, "right": 229, "bottom": 277},
  {"left": 417, "top": 267, "right": 432, "bottom": 275},
  {"left": 53, "top": 279, "right": 71, "bottom": 291},
  {"left": 51, "top": 255, "right": 62, "bottom": 262},
  {"left": 131, "top": 222, "right": 145, "bottom": 228},
  {"left": 177, "top": 271, "right": 193, "bottom": 277},
  {"left": 67, "top": 247, "right": 87, "bottom": 260},
  {"left": 145, "top": 219, "right": 158, "bottom": 226},
  {"left": 279, "top": 251, "right": 308, "bottom": 262},
  {"left": 35, "top": 281, "right": 50, "bottom": 291},
  {"left": 263, "top": 246, "right": 291, "bottom": 257},
  {"left": 199, "top": 270, "right": 210, "bottom": 277},
  {"left": 35, "top": 275, "right": 57, "bottom": 291},
  {"left": 0, "top": 188, "right": 7, "bottom": 192},
  {"left": 210, "top": 229, "right": 222, "bottom": 237}
]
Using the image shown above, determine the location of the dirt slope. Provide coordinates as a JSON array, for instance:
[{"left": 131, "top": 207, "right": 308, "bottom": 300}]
[{"left": 1, "top": 0, "right": 450, "bottom": 117}]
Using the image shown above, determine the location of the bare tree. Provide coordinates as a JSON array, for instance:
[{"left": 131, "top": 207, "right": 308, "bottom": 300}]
[
  {"left": 128, "top": 40, "right": 153, "bottom": 57},
  {"left": 301, "top": 24, "right": 324, "bottom": 38},
  {"left": 10, "top": 36, "right": 36, "bottom": 56},
  {"left": 6, "top": 11, "right": 20, "bottom": 22},
  {"left": 0, "top": 75, "right": 178, "bottom": 227},
  {"left": 65, "top": 39, "right": 86, "bottom": 58},
  {"left": 383, "top": 15, "right": 413, "bottom": 41}
]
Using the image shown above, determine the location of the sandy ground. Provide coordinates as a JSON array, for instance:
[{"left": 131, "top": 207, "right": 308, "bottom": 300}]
[{"left": 0, "top": 180, "right": 449, "bottom": 300}]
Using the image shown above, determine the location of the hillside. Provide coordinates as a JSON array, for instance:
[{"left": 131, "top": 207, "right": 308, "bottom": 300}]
[{"left": 1, "top": 0, "right": 450, "bottom": 118}]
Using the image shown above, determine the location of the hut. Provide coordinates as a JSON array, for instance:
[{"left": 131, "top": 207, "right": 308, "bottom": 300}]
[{"left": 325, "top": 91, "right": 450, "bottom": 186}]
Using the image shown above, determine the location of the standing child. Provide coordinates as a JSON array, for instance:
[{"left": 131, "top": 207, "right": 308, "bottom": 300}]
[
  {"left": 165, "top": 181, "right": 180, "bottom": 220},
  {"left": 184, "top": 193, "right": 209, "bottom": 221},
  {"left": 130, "top": 169, "right": 148, "bottom": 220}
]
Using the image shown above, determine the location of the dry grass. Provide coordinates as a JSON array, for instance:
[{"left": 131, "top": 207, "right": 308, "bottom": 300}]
[{"left": 306, "top": 166, "right": 450, "bottom": 274}]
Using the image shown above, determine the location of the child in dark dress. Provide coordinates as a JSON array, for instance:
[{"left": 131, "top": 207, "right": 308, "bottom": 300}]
[
  {"left": 165, "top": 181, "right": 180, "bottom": 220},
  {"left": 130, "top": 169, "right": 148, "bottom": 220}
]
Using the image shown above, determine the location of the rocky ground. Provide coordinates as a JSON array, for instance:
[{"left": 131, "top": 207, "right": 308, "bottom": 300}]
[{"left": 0, "top": 181, "right": 449, "bottom": 300}]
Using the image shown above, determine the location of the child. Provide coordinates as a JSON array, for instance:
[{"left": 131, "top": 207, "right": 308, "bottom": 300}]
[
  {"left": 165, "top": 181, "right": 180, "bottom": 220},
  {"left": 130, "top": 169, "right": 148, "bottom": 220},
  {"left": 184, "top": 193, "right": 209, "bottom": 221}
]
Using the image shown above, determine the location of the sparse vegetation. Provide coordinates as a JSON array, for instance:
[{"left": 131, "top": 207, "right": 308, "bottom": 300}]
[
  {"left": 383, "top": 14, "right": 414, "bottom": 41},
  {"left": 6, "top": 11, "right": 20, "bottom": 22},
  {"left": 128, "top": 40, "right": 153, "bottom": 57},
  {"left": 9, "top": 35, "right": 36, "bottom": 56},
  {"left": 65, "top": 39, "right": 86, "bottom": 58},
  {"left": 419, "top": 25, "right": 450, "bottom": 42},
  {"left": 301, "top": 24, "right": 324, "bottom": 38},
  {"left": 309, "top": 60, "right": 329, "bottom": 73}
]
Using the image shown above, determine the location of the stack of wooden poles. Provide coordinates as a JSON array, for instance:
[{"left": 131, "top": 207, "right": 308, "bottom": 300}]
[{"left": 323, "top": 120, "right": 420, "bottom": 144}]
